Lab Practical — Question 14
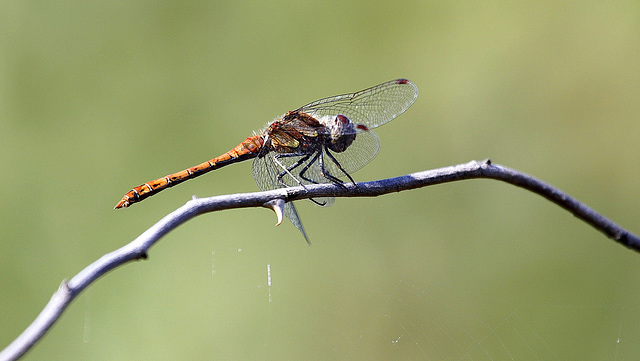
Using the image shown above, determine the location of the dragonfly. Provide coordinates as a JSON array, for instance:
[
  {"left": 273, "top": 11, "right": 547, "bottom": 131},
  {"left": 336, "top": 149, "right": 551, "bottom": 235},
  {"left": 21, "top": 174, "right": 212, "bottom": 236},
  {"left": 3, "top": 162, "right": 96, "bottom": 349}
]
[{"left": 115, "top": 78, "right": 419, "bottom": 243}]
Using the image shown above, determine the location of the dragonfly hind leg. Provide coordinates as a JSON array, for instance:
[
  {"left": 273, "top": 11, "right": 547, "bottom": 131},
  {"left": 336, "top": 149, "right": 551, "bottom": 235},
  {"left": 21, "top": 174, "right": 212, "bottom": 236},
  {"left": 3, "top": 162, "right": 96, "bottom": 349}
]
[
  {"left": 273, "top": 152, "right": 328, "bottom": 206},
  {"left": 273, "top": 152, "right": 312, "bottom": 188}
]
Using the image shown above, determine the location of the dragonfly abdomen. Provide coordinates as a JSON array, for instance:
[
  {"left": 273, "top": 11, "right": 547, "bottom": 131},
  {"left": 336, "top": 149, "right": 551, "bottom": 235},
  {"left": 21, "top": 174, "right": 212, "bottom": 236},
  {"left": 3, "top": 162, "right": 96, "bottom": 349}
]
[{"left": 114, "top": 135, "right": 264, "bottom": 209}]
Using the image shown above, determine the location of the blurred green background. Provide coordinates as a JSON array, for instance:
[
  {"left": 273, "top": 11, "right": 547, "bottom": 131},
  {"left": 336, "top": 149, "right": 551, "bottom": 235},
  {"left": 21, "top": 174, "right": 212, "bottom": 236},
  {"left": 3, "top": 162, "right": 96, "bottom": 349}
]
[{"left": 2, "top": 1, "right": 639, "bottom": 360}]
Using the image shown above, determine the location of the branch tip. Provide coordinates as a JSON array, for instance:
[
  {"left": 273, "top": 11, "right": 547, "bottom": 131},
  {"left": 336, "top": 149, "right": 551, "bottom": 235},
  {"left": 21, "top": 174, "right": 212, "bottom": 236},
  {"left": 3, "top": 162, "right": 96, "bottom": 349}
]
[{"left": 59, "top": 280, "right": 71, "bottom": 293}]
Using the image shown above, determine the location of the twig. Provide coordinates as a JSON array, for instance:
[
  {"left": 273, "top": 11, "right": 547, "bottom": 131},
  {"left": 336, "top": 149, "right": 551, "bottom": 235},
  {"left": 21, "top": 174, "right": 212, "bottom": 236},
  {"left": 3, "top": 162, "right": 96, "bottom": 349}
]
[{"left": 1, "top": 159, "right": 638, "bottom": 361}]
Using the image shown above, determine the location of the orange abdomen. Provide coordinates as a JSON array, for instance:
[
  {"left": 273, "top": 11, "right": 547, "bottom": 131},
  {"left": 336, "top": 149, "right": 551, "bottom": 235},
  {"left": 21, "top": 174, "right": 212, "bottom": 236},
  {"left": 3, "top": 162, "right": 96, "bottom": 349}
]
[{"left": 114, "top": 135, "right": 264, "bottom": 209}]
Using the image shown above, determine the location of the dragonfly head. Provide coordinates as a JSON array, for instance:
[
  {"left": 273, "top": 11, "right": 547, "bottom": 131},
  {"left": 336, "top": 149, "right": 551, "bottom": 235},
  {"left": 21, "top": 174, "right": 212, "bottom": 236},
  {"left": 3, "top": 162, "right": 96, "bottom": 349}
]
[{"left": 326, "top": 114, "right": 357, "bottom": 153}]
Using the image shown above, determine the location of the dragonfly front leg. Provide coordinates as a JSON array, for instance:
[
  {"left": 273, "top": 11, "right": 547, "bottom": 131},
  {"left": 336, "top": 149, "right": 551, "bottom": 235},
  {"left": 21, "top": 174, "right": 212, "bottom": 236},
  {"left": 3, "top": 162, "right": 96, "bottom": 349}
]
[{"left": 323, "top": 146, "right": 357, "bottom": 186}]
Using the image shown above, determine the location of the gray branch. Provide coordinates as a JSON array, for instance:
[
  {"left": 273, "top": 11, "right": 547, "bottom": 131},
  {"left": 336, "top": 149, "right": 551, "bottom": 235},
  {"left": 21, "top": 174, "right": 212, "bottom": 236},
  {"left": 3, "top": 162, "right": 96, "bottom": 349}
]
[{"left": 1, "top": 159, "right": 638, "bottom": 361}]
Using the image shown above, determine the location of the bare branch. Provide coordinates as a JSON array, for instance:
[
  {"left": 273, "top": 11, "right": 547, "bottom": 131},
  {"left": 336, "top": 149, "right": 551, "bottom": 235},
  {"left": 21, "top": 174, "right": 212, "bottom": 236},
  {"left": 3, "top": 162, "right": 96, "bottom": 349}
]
[{"left": 1, "top": 159, "right": 638, "bottom": 361}]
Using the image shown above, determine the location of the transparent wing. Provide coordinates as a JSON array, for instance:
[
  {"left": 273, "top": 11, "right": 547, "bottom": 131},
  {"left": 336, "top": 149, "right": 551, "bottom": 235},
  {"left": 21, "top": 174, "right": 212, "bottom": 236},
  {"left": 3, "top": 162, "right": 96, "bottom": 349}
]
[
  {"left": 253, "top": 150, "right": 336, "bottom": 207},
  {"left": 252, "top": 129, "right": 380, "bottom": 213},
  {"left": 253, "top": 152, "right": 301, "bottom": 192},
  {"left": 253, "top": 154, "right": 312, "bottom": 243},
  {"left": 284, "top": 202, "right": 310, "bottom": 245},
  {"left": 297, "top": 79, "right": 418, "bottom": 130},
  {"left": 326, "top": 129, "right": 380, "bottom": 175}
]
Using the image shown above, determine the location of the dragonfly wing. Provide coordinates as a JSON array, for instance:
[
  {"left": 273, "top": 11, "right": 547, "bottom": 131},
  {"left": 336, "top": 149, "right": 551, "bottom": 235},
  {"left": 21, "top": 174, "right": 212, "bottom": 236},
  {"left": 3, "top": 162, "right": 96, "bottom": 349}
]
[
  {"left": 253, "top": 151, "right": 336, "bottom": 205},
  {"left": 323, "top": 128, "right": 380, "bottom": 176},
  {"left": 253, "top": 151, "right": 317, "bottom": 190},
  {"left": 253, "top": 151, "right": 328, "bottom": 244},
  {"left": 284, "top": 202, "right": 310, "bottom": 245},
  {"left": 253, "top": 132, "right": 380, "bottom": 200},
  {"left": 298, "top": 79, "right": 418, "bottom": 130},
  {"left": 252, "top": 152, "right": 280, "bottom": 192}
]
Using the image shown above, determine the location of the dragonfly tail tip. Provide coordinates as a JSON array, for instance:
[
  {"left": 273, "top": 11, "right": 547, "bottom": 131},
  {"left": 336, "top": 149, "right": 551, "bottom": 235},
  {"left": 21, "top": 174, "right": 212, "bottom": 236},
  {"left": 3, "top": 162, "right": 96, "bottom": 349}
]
[{"left": 114, "top": 199, "right": 130, "bottom": 209}]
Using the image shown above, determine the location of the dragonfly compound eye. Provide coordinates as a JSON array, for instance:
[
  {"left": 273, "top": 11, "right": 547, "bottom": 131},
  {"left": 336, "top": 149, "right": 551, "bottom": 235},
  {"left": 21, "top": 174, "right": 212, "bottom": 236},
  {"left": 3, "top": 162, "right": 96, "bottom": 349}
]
[{"left": 335, "top": 114, "right": 349, "bottom": 124}]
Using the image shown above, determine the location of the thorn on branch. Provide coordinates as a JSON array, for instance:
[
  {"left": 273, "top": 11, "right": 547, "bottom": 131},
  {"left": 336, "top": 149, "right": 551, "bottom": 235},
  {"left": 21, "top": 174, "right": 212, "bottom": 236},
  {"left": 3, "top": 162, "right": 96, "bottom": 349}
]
[{"left": 262, "top": 199, "right": 285, "bottom": 226}]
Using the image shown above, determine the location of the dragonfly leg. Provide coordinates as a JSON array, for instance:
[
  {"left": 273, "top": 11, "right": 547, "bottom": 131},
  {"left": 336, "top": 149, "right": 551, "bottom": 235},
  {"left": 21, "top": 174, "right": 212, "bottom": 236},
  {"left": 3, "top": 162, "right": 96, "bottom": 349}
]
[
  {"left": 273, "top": 152, "right": 312, "bottom": 188},
  {"left": 288, "top": 150, "right": 344, "bottom": 207},
  {"left": 297, "top": 152, "right": 334, "bottom": 206},
  {"left": 314, "top": 150, "right": 346, "bottom": 187},
  {"left": 321, "top": 147, "right": 357, "bottom": 187},
  {"left": 273, "top": 152, "right": 327, "bottom": 206},
  {"left": 297, "top": 151, "right": 323, "bottom": 185},
  {"left": 283, "top": 152, "right": 331, "bottom": 206}
]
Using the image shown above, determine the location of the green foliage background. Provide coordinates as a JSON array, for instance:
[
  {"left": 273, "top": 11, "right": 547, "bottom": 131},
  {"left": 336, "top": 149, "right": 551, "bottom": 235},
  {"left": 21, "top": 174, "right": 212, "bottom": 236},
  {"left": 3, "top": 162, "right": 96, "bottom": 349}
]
[{"left": 2, "top": 1, "right": 639, "bottom": 360}]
